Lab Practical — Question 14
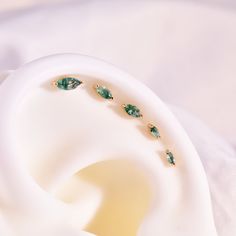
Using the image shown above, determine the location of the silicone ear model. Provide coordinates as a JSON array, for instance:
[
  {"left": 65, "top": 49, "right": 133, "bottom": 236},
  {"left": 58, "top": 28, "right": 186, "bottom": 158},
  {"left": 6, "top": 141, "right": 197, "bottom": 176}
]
[{"left": 0, "top": 54, "right": 217, "bottom": 236}]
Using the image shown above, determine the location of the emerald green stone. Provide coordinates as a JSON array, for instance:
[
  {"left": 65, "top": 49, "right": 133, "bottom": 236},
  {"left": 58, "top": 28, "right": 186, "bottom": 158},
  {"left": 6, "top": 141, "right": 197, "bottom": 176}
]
[
  {"left": 123, "top": 104, "right": 142, "bottom": 118},
  {"left": 95, "top": 85, "right": 113, "bottom": 99},
  {"left": 166, "top": 150, "right": 176, "bottom": 166},
  {"left": 56, "top": 77, "right": 82, "bottom": 90},
  {"left": 148, "top": 124, "right": 160, "bottom": 138}
]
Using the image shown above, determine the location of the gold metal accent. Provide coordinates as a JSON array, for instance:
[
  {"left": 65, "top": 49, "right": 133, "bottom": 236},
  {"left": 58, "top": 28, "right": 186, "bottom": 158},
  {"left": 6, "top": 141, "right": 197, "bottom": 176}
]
[
  {"left": 51, "top": 80, "right": 58, "bottom": 87},
  {"left": 148, "top": 123, "right": 154, "bottom": 128}
]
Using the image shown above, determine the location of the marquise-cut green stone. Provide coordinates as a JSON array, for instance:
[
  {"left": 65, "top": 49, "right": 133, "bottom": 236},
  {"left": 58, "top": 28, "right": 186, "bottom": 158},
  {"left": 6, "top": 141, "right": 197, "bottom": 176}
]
[
  {"left": 123, "top": 104, "right": 142, "bottom": 118},
  {"left": 56, "top": 77, "right": 82, "bottom": 90},
  {"left": 148, "top": 124, "right": 160, "bottom": 138},
  {"left": 96, "top": 85, "right": 113, "bottom": 99},
  {"left": 166, "top": 150, "right": 176, "bottom": 166}
]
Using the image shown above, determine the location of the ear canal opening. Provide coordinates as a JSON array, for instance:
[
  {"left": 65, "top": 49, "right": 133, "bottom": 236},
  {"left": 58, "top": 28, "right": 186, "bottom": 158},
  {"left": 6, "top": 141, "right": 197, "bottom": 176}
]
[{"left": 54, "top": 159, "right": 153, "bottom": 236}]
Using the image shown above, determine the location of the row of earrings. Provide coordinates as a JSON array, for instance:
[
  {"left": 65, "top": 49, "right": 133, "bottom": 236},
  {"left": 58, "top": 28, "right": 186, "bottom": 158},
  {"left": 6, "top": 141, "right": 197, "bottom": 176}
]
[{"left": 52, "top": 76, "right": 176, "bottom": 166}]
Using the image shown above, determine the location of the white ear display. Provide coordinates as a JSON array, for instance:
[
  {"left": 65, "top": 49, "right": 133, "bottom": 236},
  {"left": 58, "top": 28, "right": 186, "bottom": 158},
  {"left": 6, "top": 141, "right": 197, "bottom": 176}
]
[{"left": 0, "top": 54, "right": 217, "bottom": 236}]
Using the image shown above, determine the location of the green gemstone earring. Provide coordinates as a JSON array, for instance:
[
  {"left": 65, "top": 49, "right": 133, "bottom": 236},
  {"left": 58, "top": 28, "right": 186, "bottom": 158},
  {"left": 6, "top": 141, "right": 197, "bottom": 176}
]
[
  {"left": 95, "top": 85, "right": 113, "bottom": 99},
  {"left": 166, "top": 150, "right": 176, "bottom": 166},
  {"left": 148, "top": 123, "right": 161, "bottom": 138},
  {"left": 52, "top": 77, "right": 176, "bottom": 167},
  {"left": 122, "top": 104, "right": 143, "bottom": 118},
  {"left": 53, "top": 77, "right": 83, "bottom": 90}
]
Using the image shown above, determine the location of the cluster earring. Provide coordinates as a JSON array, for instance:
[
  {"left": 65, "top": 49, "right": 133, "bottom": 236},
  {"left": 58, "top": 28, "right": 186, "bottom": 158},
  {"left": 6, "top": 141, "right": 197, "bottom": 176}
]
[{"left": 52, "top": 76, "right": 176, "bottom": 166}]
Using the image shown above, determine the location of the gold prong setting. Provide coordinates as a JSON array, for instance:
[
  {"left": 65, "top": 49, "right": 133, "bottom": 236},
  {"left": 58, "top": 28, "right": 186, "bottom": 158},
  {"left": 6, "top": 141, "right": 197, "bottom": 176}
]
[
  {"left": 95, "top": 84, "right": 114, "bottom": 100},
  {"left": 51, "top": 80, "right": 58, "bottom": 87}
]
